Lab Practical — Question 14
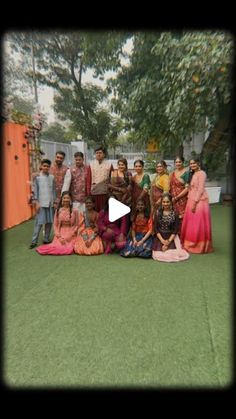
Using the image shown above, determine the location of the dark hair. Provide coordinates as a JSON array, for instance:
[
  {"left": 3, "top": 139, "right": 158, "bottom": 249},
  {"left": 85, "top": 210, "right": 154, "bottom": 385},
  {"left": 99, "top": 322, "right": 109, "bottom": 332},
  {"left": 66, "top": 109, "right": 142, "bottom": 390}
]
[
  {"left": 156, "top": 160, "right": 167, "bottom": 169},
  {"left": 118, "top": 158, "right": 128, "bottom": 169},
  {"left": 155, "top": 192, "right": 173, "bottom": 223},
  {"left": 85, "top": 195, "right": 95, "bottom": 204},
  {"left": 175, "top": 156, "right": 184, "bottom": 163},
  {"left": 134, "top": 159, "right": 144, "bottom": 167},
  {"left": 131, "top": 198, "right": 148, "bottom": 222},
  {"left": 56, "top": 151, "right": 66, "bottom": 157},
  {"left": 118, "top": 158, "right": 130, "bottom": 186},
  {"left": 74, "top": 151, "right": 84, "bottom": 158},
  {"left": 57, "top": 191, "right": 72, "bottom": 218},
  {"left": 41, "top": 159, "right": 51, "bottom": 166},
  {"left": 95, "top": 145, "right": 106, "bottom": 155}
]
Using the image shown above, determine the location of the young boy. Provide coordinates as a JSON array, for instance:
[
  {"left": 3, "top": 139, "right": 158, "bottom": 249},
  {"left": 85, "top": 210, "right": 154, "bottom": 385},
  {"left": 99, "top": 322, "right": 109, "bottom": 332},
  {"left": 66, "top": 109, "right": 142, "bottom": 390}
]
[{"left": 29, "top": 159, "right": 56, "bottom": 248}]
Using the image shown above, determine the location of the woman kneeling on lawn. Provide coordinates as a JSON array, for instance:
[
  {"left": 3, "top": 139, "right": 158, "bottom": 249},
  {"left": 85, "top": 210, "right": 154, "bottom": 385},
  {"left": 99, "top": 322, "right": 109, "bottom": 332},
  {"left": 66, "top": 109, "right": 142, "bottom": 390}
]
[
  {"left": 36, "top": 191, "right": 78, "bottom": 255},
  {"left": 152, "top": 193, "right": 189, "bottom": 262},
  {"left": 120, "top": 199, "right": 153, "bottom": 258},
  {"left": 74, "top": 196, "right": 104, "bottom": 255}
]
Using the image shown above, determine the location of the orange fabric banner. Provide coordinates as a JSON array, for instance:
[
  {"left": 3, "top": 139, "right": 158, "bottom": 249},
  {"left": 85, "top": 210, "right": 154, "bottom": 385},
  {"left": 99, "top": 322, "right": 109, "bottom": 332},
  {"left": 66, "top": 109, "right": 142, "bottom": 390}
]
[{"left": 3, "top": 122, "right": 33, "bottom": 230}]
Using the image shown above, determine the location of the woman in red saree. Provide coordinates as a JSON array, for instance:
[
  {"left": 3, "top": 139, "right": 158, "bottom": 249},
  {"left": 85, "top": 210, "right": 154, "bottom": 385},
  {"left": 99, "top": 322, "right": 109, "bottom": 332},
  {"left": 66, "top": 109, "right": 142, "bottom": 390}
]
[{"left": 169, "top": 156, "right": 189, "bottom": 231}]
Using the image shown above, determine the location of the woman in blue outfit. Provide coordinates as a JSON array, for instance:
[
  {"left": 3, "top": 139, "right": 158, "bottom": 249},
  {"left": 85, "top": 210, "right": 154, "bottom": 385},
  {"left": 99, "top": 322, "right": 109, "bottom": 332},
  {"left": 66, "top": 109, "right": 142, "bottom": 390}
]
[{"left": 120, "top": 199, "right": 153, "bottom": 258}]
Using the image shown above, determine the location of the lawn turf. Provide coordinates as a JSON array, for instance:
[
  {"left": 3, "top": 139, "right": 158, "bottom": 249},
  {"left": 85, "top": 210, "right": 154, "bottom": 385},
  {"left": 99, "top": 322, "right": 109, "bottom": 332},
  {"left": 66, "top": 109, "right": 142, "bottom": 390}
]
[{"left": 3, "top": 204, "right": 232, "bottom": 388}]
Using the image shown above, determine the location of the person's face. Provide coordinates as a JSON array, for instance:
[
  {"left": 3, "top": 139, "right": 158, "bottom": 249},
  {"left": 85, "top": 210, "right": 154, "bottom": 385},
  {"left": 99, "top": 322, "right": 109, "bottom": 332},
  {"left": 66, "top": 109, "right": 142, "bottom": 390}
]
[
  {"left": 55, "top": 153, "right": 65, "bottom": 166},
  {"left": 85, "top": 199, "right": 94, "bottom": 210},
  {"left": 95, "top": 150, "right": 105, "bottom": 162},
  {"left": 75, "top": 156, "right": 84, "bottom": 167},
  {"left": 175, "top": 159, "right": 183, "bottom": 169},
  {"left": 162, "top": 197, "right": 171, "bottom": 209},
  {"left": 118, "top": 161, "right": 126, "bottom": 172},
  {"left": 136, "top": 201, "right": 145, "bottom": 212},
  {"left": 134, "top": 162, "right": 143, "bottom": 174},
  {"left": 156, "top": 163, "right": 165, "bottom": 174},
  {"left": 62, "top": 194, "right": 71, "bottom": 206},
  {"left": 41, "top": 163, "right": 50, "bottom": 174},
  {"left": 189, "top": 160, "right": 199, "bottom": 171}
]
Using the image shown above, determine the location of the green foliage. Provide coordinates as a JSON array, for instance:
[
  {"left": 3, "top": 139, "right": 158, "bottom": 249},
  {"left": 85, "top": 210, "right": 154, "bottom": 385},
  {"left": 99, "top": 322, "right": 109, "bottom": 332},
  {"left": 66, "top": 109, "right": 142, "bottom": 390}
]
[
  {"left": 111, "top": 31, "right": 234, "bottom": 151},
  {"left": 11, "top": 110, "right": 32, "bottom": 125},
  {"left": 41, "top": 123, "right": 67, "bottom": 143}
]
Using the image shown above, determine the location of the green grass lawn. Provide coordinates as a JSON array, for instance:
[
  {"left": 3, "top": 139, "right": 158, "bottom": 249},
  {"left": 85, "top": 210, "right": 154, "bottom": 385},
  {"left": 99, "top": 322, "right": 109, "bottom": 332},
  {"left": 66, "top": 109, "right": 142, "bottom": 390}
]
[{"left": 3, "top": 204, "right": 233, "bottom": 389}]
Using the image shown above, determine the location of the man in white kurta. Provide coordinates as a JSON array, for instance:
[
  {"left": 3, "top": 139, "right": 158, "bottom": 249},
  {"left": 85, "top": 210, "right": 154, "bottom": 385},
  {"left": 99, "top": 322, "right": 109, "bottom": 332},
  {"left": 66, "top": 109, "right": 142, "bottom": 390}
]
[{"left": 87, "top": 146, "right": 113, "bottom": 212}]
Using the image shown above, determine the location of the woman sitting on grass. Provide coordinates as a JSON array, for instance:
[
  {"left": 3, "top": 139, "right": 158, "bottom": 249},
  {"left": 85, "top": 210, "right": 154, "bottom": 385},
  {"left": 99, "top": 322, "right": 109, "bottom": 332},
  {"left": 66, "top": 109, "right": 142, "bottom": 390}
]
[
  {"left": 120, "top": 199, "right": 153, "bottom": 258},
  {"left": 152, "top": 193, "right": 189, "bottom": 262},
  {"left": 97, "top": 195, "right": 127, "bottom": 255},
  {"left": 74, "top": 196, "right": 104, "bottom": 255},
  {"left": 36, "top": 191, "right": 78, "bottom": 255}
]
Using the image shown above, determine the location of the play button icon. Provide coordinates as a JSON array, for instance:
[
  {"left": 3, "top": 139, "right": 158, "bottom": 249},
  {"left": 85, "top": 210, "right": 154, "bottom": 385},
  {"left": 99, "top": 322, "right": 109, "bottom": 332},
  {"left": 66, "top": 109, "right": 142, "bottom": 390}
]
[{"left": 108, "top": 197, "right": 131, "bottom": 222}]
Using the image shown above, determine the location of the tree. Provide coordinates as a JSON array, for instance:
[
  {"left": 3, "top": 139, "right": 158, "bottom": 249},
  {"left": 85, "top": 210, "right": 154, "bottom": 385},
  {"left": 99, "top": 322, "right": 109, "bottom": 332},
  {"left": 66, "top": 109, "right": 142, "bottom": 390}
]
[
  {"left": 6, "top": 31, "right": 130, "bottom": 145},
  {"left": 110, "top": 31, "right": 234, "bottom": 157},
  {"left": 40, "top": 122, "right": 68, "bottom": 143}
]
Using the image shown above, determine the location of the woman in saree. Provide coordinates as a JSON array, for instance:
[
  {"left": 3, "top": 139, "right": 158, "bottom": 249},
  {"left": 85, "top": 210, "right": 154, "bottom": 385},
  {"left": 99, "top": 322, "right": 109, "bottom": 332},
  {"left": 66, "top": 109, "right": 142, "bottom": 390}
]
[
  {"left": 36, "top": 191, "right": 78, "bottom": 255},
  {"left": 74, "top": 196, "right": 104, "bottom": 255},
  {"left": 150, "top": 160, "right": 170, "bottom": 211},
  {"left": 131, "top": 159, "right": 151, "bottom": 219},
  {"left": 169, "top": 156, "right": 189, "bottom": 231}
]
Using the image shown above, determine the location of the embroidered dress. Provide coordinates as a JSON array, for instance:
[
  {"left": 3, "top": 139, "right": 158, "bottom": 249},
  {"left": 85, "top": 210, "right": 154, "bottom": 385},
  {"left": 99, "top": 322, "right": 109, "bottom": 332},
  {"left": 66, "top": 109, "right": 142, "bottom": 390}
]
[
  {"left": 62, "top": 165, "right": 90, "bottom": 206},
  {"left": 151, "top": 173, "right": 170, "bottom": 209},
  {"left": 36, "top": 208, "right": 78, "bottom": 255},
  {"left": 169, "top": 171, "right": 189, "bottom": 219},
  {"left": 152, "top": 209, "right": 189, "bottom": 262},
  {"left": 109, "top": 169, "right": 132, "bottom": 205},
  {"left": 131, "top": 173, "right": 151, "bottom": 216},
  {"left": 74, "top": 211, "right": 104, "bottom": 255},
  {"left": 180, "top": 170, "right": 213, "bottom": 253},
  {"left": 120, "top": 215, "right": 153, "bottom": 258},
  {"left": 50, "top": 163, "right": 68, "bottom": 205},
  {"left": 97, "top": 209, "right": 127, "bottom": 254}
]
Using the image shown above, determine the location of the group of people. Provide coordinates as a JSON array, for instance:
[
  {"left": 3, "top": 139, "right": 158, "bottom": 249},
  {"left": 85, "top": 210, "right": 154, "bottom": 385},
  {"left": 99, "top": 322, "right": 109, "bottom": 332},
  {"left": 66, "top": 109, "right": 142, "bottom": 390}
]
[{"left": 29, "top": 146, "right": 214, "bottom": 262}]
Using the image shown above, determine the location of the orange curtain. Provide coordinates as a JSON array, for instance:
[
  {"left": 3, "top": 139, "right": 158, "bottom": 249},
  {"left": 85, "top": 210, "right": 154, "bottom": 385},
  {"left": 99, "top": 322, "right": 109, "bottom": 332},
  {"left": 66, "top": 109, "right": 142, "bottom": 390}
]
[{"left": 3, "top": 122, "right": 33, "bottom": 230}]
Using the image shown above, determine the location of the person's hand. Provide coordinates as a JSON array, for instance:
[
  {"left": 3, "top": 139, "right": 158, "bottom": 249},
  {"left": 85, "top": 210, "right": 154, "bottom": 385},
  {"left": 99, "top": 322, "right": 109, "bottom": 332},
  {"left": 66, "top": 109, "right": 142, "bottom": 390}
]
[
  {"left": 162, "top": 244, "right": 168, "bottom": 252},
  {"left": 106, "top": 228, "right": 113, "bottom": 235},
  {"left": 133, "top": 239, "right": 138, "bottom": 247},
  {"left": 191, "top": 203, "right": 197, "bottom": 213},
  {"left": 60, "top": 238, "right": 66, "bottom": 245},
  {"left": 35, "top": 202, "right": 40, "bottom": 213},
  {"left": 136, "top": 239, "right": 144, "bottom": 247}
]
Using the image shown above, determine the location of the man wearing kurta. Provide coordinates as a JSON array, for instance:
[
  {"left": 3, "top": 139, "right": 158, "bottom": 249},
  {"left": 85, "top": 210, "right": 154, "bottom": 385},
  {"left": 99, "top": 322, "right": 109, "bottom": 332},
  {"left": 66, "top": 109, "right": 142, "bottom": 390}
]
[
  {"left": 87, "top": 146, "right": 113, "bottom": 212},
  {"left": 29, "top": 159, "right": 56, "bottom": 248},
  {"left": 50, "top": 151, "right": 68, "bottom": 206},
  {"left": 62, "top": 151, "right": 90, "bottom": 213}
]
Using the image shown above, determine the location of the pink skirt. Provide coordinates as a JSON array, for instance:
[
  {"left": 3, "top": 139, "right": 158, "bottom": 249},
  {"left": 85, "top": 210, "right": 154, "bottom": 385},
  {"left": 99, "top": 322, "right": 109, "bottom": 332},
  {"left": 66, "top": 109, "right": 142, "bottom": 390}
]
[{"left": 152, "top": 235, "right": 190, "bottom": 262}]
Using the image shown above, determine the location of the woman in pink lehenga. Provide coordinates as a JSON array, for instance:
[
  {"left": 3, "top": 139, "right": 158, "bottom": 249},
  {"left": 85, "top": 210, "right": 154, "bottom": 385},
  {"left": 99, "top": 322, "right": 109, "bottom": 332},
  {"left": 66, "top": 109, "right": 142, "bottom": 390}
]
[
  {"left": 150, "top": 160, "right": 170, "bottom": 212},
  {"left": 36, "top": 191, "right": 78, "bottom": 255},
  {"left": 169, "top": 156, "right": 189, "bottom": 232},
  {"left": 180, "top": 158, "right": 214, "bottom": 254}
]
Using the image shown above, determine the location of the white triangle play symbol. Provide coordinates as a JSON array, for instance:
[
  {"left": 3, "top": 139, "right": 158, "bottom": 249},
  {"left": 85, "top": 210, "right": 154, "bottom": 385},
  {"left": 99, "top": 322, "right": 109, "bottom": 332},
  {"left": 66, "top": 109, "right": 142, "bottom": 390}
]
[{"left": 108, "top": 197, "right": 131, "bottom": 222}]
